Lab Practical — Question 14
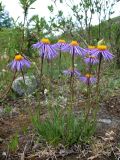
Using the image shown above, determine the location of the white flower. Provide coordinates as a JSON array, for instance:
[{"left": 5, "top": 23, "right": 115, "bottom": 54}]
[
  {"left": 74, "top": 63, "right": 77, "bottom": 67},
  {"left": 32, "top": 62, "right": 36, "bottom": 65},
  {"left": 44, "top": 89, "right": 48, "bottom": 95},
  {"left": 2, "top": 69, "right": 6, "bottom": 72}
]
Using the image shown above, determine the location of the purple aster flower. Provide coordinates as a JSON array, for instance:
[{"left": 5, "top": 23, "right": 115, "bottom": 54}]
[
  {"left": 93, "top": 45, "right": 114, "bottom": 60},
  {"left": 52, "top": 39, "right": 67, "bottom": 50},
  {"left": 52, "top": 39, "right": 68, "bottom": 74},
  {"left": 85, "top": 45, "right": 96, "bottom": 54},
  {"left": 9, "top": 54, "right": 31, "bottom": 71},
  {"left": 61, "top": 40, "right": 86, "bottom": 57},
  {"left": 84, "top": 55, "right": 99, "bottom": 64},
  {"left": 32, "top": 38, "right": 58, "bottom": 60},
  {"left": 63, "top": 68, "right": 81, "bottom": 77},
  {"left": 79, "top": 74, "right": 96, "bottom": 85}
]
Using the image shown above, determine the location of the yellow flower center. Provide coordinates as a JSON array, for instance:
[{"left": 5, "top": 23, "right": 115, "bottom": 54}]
[
  {"left": 85, "top": 73, "right": 92, "bottom": 78},
  {"left": 97, "top": 45, "right": 107, "bottom": 50},
  {"left": 70, "top": 41, "right": 79, "bottom": 46},
  {"left": 41, "top": 38, "right": 50, "bottom": 44},
  {"left": 58, "top": 39, "right": 66, "bottom": 43},
  {"left": 69, "top": 67, "right": 73, "bottom": 71},
  {"left": 15, "top": 54, "right": 23, "bottom": 61},
  {"left": 88, "top": 45, "right": 96, "bottom": 49}
]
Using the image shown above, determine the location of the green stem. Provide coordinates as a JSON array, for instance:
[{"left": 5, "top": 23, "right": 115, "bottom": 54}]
[
  {"left": 70, "top": 48, "right": 75, "bottom": 105},
  {"left": 87, "top": 58, "right": 92, "bottom": 97},
  {"left": 96, "top": 53, "right": 102, "bottom": 96},
  {"left": 40, "top": 55, "right": 44, "bottom": 82},
  {"left": 21, "top": 68, "right": 25, "bottom": 84},
  {"left": 59, "top": 50, "right": 62, "bottom": 75},
  {"left": 0, "top": 71, "right": 17, "bottom": 101},
  {"left": 85, "top": 59, "right": 93, "bottom": 120}
]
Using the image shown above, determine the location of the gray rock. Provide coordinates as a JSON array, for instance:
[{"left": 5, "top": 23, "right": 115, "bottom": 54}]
[
  {"left": 98, "top": 118, "right": 112, "bottom": 124},
  {"left": 12, "top": 75, "right": 37, "bottom": 96},
  {"left": 0, "top": 108, "right": 3, "bottom": 117},
  {"left": 0, "top": 137, "right": 3, "bottom": 143}
]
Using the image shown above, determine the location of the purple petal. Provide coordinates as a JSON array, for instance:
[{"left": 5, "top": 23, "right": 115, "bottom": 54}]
[
  {"left": 16, "top": 61, "right": 21, "bottom": 71},
  {"left": 32, "top": 42, "right": 43, "bottom": 49},
  {"left": 61, "top": 44, "right": 70, "bottom": 52},
  {"left": 11, "top": 61, "right": 17, "bottom": 70},
  {"left": 23, "top": 59, "right": 31, "bottom": 68}
]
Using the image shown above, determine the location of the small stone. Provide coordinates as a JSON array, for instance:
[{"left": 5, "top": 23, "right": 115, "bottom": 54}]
[
  {"left": 98, "top": 119, "right": 112, "bottom": 124},
  {"left": 10, "top": 108, "right": 20, "bottom": 117},
  {"left": 33, "top": 143, "right": 42, "bottom": 150},
  {"left": 2, "top": 152, "right": 7, "bottom": 156},
  {"left": 105, "top": 130, "right": 115, "bottom": 137},
  {"left": 0, "top": 137, "right": 3, "bottom": 143},
  {"left": 110, "top": 105, "right": 114, "bottom": 108},
  {"left": 0, "top": 108, "right": 3, "bottom": 117}
]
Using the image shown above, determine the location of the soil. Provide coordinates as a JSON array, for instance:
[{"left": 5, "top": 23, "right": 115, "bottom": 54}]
[
  {"left": 104, "top": 95, "right": 120, "bottom": 118},
  {"left": 0, "top": 93, "right": 120, "bottom": 160}
]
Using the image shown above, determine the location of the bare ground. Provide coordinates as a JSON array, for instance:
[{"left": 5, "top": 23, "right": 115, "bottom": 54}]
[{"left": 0, "top": 92, "right": 120, "bottom": 160}]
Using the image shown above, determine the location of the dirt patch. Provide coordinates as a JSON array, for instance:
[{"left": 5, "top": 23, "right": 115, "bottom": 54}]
[
  {"left": 104, "top": 95, "right": 120, "bottom": 118},
  {"left": 0, "top": 93, "right": 120, "bottom": 160}
]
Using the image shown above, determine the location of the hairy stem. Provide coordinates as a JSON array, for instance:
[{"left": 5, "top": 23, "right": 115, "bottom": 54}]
[
  {"left": 70, "top": 48, "right": 75, "bottom": 104},
  {"left": 96, "top": 53, "right": 102, "bottom": 96},
  {"left": 59, "top": 49, "right": 62, "bottom": 75}
]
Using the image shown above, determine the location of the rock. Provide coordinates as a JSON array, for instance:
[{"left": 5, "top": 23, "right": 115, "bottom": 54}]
[
  {"left": 12, "top": 75, "right": 37, "bottom": 96},
  {"left": 33, "top": 143, "right": 42, "bottom": 151},
  {"left": 98, "top": 118, "right": 112, "bottom": 124},
  {"left": 0, "top": 137, "right": 3, "bottom": 143},
  {"left": 0, "top": 108, "right": 4, "bottom": 117},
  {"left": 10, "top": 107, "right": 20, "bottom": 117},
  {"left": 2, "top": 152, "right": 7, "bottom": 156}
]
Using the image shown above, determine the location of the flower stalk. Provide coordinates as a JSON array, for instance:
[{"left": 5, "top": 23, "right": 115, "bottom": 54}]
[
  {"left": 59, "top": 49, "right": 62, "bottom": 75},
  {"left": 70, "top": 48, "right": 75, "bottom": 103},
  {"left": 0, "top": 71, "right": 17, "bottom": 101},
  {"left": 96, "top": 52, "right": 102, "bottom": 95}
]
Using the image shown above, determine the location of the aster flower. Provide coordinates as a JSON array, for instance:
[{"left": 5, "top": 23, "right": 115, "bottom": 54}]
[
  {"left": 61, "top": 40, "right": 86, "bottom": 57},
  {"left": 79, "top": 73, "right": 96, "bottom": 85},
  {"left": 52, "top": 39, "right": 67, "bottom": 50},
  {"left": 63, "top": 67, "right": 81, "bottom": 77},
  {"left": 84, "top": 55, "right": 99, "bottom": 64},
  {"left": 9, "top": 54, "right": 31, "bottom": 71},
  {"left": 32, "top": 38, "right": 58, "bottom": 60},
  {"left": 85, "top": 45, "right": 96, "bottom": 52},
  {"left": 52, "top": 39, "right": 67, "bottom": 74},
  {"left": 93, "top": 45, "right": 114, "bottom": 60}
]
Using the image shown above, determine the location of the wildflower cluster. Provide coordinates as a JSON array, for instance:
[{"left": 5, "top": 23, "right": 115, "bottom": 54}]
[
  {"left": 8, "top": 38, "right": 114, "bottom": 88},
  {"left": 4, "top": 38, "right": 114, "bottom": 147}
]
